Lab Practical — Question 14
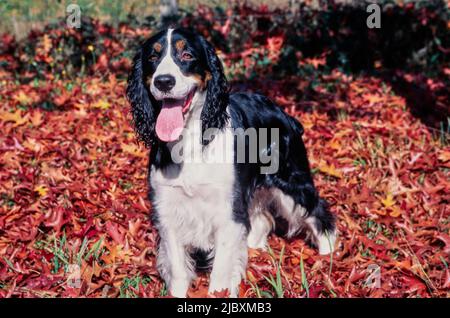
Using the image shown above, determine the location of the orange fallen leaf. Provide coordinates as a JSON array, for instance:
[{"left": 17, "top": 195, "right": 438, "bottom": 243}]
[
  {"left": 13, "top": 91, "right": 34, "bottom": 106},
  {"left": 34, "top": 185, "right": 49, "bottom": 197},
  {"left": 389, "top": 206, "right": 402, "bottom": 218},
  {"left": 41, "top": 162, "right": 72, "bottom": 182},
  {"left": 438, "top": 150, "right": 450, "bottom": 163},
  {"left": 381, "top": 194, "right": 396, "bottom": 208},
  {"left": 92, "top": 99, "right": 110, "bottom": 110},
  {"left": 318, "top": 162, "right": 342, "bottom": 178},
  {"left": 0, "top": 110, "right": 29, "bottom": 127}
]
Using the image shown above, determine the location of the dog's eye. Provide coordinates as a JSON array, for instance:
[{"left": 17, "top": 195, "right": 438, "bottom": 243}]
[
  {"left": 181, "top": 51, "right": 194, "bottom": 61},
  {"left": 149, "top": 54, "right": 159, "bottom": 62}
]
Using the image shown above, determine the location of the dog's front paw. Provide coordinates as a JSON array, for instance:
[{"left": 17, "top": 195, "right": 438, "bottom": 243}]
[
  {"left": 209, "top": 277, "right": 240, "bottom": 298},
  {"left": 169, "top": 278, "right": 189, "bottom": 298}
]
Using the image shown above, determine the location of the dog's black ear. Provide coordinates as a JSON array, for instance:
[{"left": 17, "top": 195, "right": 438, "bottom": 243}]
[
  {"left": 126, "top": 48, "right": 159, "bottom": 148},
  {"left": 198, "top": 36, "right": 229, "bottom": 145}
]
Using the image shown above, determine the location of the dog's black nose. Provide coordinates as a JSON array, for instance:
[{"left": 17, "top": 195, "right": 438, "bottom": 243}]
[{"left": 154, "top": 74, "right": 176, "bottom": 92}]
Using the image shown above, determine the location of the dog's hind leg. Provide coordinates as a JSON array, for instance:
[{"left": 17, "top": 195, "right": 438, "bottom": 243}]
[
  {"left": 304, "top": 199, "right": 336, "bottom": 255},
  {"left": 270, "top": 176, "right": 337, "bottom": 255}
]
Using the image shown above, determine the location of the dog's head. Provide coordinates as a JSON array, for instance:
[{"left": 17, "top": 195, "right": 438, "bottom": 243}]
[{"left": 127, "top": 28, "right": 229, "bottom": 146}]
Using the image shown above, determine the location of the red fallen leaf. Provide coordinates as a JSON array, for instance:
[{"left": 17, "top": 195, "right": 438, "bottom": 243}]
[
  {"left": 111, "top": 57, "right": 131, "bottom": 71},
  {"left": 72, "top": 217, "right": 94, "bottom": 237},
  {"left": 94, "top": 53, "right": 109, "bottom": 71},
  {"left": 85, "top": 228, "right": 99, "bottom": 239},
  {"left": 308, "top": 284, "right": 324, "bottom": 298},
  {"left": 53, "top": 90, "right": 72, "bottom": 107},
  {"left": 44, "top": 207, "right": 69, "bottom": 233},
  {"left": 40, "top": 250, "right": 54, "bottom": 262},
  {"left": 401, "top": 276, "right": 427, "bottom": 293},
  {"left": 128, "top": 218, "right": 142, "bottom": 237},
  {"left": 130, "top": 195, "right": 149, "bottom": 213},
  {"left": 267, "top": 36, "right": 284, "bottom": 61},
  {"left": 444, "top": 269, "right": 450, "bottom": 289},
  {"left": 186, "top": 284, "right": 209, "bottom": 298},
  {"left": 61, "top": 286, "right": 82, "bottom": 298},
  {"left": 208, "top": 288, "right": 230, "bottom": 298},
  {"left": 6, "top": 214, "right": 40, "bottom": 242},
  {"left": 41, "top": 162, "right": 72, "bottom": 182},
  {"left": 23, "top": 274, "right": 64, "bottom": 290},
  {"left": 345, "top": 266, "right": 367, "bottom": 292},
  {"left": 5, "top": 279, "right": 17, "bottom": 298},
  {"left": 105, "top": 221, "right": 125, "bottom": 245},
  {"left": 436, "top": 234, "right": 450, "bottom": 254}
]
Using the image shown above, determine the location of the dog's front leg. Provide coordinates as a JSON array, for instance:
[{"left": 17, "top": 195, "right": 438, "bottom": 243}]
[
  {"left": 208, "top": 222, "right": 248, "bottom": 297},
  {"left": 157, "top": 229, "right": 194, "bottom": 297}
]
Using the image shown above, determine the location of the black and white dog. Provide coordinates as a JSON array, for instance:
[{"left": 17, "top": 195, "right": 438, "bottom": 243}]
[{"left": 127, "top": 28, "right": 336, "bottom": 297}]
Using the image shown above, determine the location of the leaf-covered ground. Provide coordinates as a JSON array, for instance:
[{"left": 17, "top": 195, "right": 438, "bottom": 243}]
[{"left": 0, "top": 12, "right": 449, "bottom": 298}]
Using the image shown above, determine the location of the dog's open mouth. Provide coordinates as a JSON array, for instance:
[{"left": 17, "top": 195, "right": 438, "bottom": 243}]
[{"left": 155, "top": 89, "right": 196, "bottom": 142}]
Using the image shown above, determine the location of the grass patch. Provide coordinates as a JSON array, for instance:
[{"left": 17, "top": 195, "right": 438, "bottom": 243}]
[
  {"left": 262, "top": 245, "right": 285, "bottom": 298},
  {"left": 119, "top": 274, "right": 151, "bottom": 298}
]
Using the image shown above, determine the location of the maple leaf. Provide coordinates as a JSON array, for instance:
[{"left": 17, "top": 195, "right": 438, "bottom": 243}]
[
  {"left": 101, "top": 243, "right": 131, "bottom": 265},
  {"left": 437, "top": 150, "right": 450, "bottom": 163},
  {"left": 389, "top": 206, "right": 402, "bottom": 218},
  {"left": 92, "top": 99, "right": 110, "bottom": 110},
  {"left": 13, "top": 91, "right": 33, "bottom": 106},
  {"left": 44, "top": 207, "right": 68, "bottom": 233},
  {"left": 34, "top": 185, "right": 49, "bottom": 197},
  {"left": 29, "top": 111, "right": 44, "bottom": 127},
  {"left": 0, "top": 110, "right": 29, "bottom": 127},
  {"left": 41, "top": 162, "right": 72, "bottom": 182},
  {"left": 318, "top": 162, "right": 343, "bottom": 178},
  {"left": 208, "top": 288, "right": 230, "bottom": 298},
  {"left": 381, "top": 194, "right": 396, "bottom": 208},
  {"left": 363, "top": 93, "right": 384, "bottom": 105},
  {"left": 23, "top": 138, "right": 42, "bottom": 152},
  {"left": 105, "top": 221, "right": 126, "bottom": 245}
]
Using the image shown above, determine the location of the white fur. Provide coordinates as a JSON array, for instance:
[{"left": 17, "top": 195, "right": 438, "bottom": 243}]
[
  {"left": 208, "top": 222, "right": 247, "bottom": 297},
  {"left": 271, "top": 188, "right": 307, "bottom": 238},
  {"left": 305, "top": 217, "right": 336, "bottom": 255},
  {"left": 247, "top": 212, "right": 273, "bottom": 250},
  {"left": 150, "top": 28, "right": 198, "bottom": 101}
]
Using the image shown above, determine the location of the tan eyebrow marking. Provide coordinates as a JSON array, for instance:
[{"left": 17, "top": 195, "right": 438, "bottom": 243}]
[
  {"left": 146, "top": 75, "right": 153, "bottom": 87},
  {"left": 153, "top": 42, "right": 162, "bottom": 52},
  {"left": 175, "top": 40, "right": 186, "bottom": 51},
  {"left": 192, "top": 71, "right": 211, "bottom": 90}
]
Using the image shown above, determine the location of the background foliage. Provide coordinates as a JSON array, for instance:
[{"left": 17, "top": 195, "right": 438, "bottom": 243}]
[{"left": 0, "top": 0, "right": 448, "bottom": 298}]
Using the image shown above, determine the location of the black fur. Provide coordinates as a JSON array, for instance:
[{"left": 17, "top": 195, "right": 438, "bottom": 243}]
[
  {"left": 228, "top": 93, "right": 335, "bottom": 237},
  {"left": 126, "top": 48, "right": 160, "bottom": 148},
  {"left": 198, "top": 36, "right": 230, "bottom": 145}
]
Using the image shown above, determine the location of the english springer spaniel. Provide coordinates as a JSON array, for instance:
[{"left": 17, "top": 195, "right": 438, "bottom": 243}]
[{"left": 127, "top": 28, "right": 336, "bottom": 297}]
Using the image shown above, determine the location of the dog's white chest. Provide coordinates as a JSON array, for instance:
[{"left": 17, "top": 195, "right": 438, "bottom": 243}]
[{"left": 150, "top": 124, "right": 235, "bottom": 249}]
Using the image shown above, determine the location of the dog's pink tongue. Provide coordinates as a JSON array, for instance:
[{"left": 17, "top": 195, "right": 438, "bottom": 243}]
[{"left": 156, "top": 99, "right": 184, "bottom": 142}]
